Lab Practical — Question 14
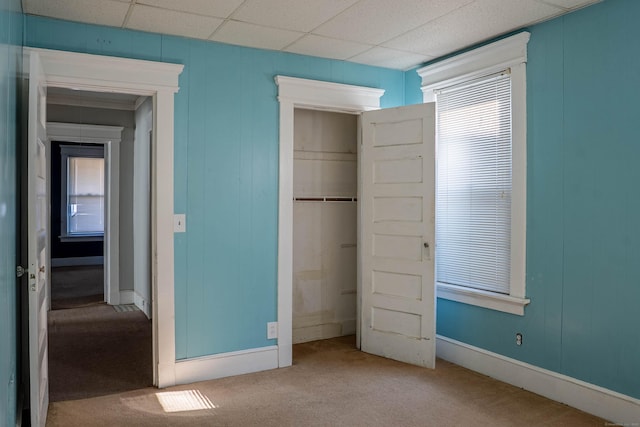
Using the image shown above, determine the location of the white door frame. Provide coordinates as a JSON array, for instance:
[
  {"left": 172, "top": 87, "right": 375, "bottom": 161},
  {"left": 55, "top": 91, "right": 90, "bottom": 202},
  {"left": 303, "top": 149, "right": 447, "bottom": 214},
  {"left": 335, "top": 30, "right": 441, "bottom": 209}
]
[
  {"left": 47, "top": 122, "right": 123, "bottom": 305},
  {"left": 275, "top": 76, "right": 385, "bottom": 368},
  {"left": 26, "top": 47, "right": 184, "bottom": 388}
]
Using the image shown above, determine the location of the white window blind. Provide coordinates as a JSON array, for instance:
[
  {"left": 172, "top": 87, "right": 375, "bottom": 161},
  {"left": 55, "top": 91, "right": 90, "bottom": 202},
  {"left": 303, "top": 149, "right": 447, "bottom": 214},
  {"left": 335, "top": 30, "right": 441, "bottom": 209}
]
[
  {"left": 67, "top": 156, "right": 105, "bottom": 234},
  {"left": 436, "top": 71, "right": 512, "bottom": 294}
]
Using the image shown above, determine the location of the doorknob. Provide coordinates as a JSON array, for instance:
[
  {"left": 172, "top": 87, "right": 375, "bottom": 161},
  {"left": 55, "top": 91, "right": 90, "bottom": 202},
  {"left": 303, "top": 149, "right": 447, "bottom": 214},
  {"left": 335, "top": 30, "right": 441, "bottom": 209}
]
[
  {"left": 423, "top": 242, "right": 429, "bottom": 248},
  {"left": 16, "top": 266, "right": 27, "bottom": 278},
  {"left": 39, "top": 266, "right": 45, "bottom": 273}
]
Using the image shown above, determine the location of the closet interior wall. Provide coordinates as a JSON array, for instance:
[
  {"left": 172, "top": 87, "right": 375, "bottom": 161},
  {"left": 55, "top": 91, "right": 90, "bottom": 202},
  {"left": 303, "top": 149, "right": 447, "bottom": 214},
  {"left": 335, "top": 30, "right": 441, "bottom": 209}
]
[{"left": 292, "top": 109, "right": 358, "bottom": 344}]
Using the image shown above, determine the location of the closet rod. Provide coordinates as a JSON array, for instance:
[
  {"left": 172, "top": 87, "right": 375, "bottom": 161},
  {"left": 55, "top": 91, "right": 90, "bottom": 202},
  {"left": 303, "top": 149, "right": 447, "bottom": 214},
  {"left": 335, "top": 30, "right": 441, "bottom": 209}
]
[{"left": 294, "top": 196, "right": 357, "bottom": 202}]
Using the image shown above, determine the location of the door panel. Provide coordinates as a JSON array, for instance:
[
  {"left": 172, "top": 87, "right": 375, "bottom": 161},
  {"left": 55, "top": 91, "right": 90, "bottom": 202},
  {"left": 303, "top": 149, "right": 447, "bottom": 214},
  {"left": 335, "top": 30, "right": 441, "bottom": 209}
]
[
  {"left": 27, "top": 50, "right": 49, "bottom": 427},
  {"left": 360, "top": 103, "right": 435, "bottom": 368}
]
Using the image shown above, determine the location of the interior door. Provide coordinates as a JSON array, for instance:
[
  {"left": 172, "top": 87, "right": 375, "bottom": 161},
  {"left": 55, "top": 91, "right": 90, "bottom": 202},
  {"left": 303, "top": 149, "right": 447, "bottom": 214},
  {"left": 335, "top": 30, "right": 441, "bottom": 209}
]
[
  {"left": 360, "top": 103, "right": 436, "bottom": 368},
  {"left": 27, "top": 50, "right": 49, "bottom": 427}
]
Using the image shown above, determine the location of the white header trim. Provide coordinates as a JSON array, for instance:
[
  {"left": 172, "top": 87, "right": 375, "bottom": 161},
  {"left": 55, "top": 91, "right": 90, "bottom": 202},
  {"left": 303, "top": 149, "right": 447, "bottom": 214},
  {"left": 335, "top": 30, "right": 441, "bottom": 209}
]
[
  {"left": 27, "top": 47, "right": 183, "bottom": 95},
  {"left": 417, "top": 32, "right": 530, "bottom": 101},
  {"left": 275, "top": 76, "right": 384, "bottom": 113}
]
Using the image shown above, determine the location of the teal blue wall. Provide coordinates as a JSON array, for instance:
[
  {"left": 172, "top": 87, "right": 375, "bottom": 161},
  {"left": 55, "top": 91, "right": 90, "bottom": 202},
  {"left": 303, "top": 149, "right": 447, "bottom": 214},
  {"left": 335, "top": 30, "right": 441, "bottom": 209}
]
[
  {"left": 0, "top": 0, "right": 22, "bottom": 425},
  {"left": 25, "top": 16, "right": 406, "bottom": 360},
  {"left": 407, "top": 0, "right": 640, "bottom": 399}
]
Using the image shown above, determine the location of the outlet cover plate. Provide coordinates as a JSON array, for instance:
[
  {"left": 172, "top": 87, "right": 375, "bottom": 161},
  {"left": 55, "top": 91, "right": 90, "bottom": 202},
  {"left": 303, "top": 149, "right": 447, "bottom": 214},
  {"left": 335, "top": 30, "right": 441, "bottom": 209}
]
[{"left": 267, "top": 322, "right": 278, "bottom": 339}]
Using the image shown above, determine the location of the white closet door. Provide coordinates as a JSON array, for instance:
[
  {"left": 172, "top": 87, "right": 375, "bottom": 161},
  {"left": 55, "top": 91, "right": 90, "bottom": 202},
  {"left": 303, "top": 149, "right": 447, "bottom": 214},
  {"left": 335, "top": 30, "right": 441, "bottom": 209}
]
[{"left": 360, "top": 103, "right": 436, "bottom": 368}]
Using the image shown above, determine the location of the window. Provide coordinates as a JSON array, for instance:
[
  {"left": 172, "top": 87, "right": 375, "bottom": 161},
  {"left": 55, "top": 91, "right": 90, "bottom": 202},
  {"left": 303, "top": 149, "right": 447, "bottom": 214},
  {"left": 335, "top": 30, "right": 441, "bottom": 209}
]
[
  {"left": 417, "top": 33, "right": 530, "bottom": 315},
  {"left": 60, "top": 145, "right": 105, "bottom": 241}
]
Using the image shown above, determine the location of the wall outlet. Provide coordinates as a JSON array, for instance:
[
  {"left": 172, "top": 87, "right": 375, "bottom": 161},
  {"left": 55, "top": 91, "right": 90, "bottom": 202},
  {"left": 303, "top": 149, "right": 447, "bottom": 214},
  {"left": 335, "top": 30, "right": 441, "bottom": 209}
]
[
  {"left": 516, "top": 333, "right": 523, "bottom": 346},
  {"left": 267, "top": 322, "right": 278, "bottom": 339},
  {"left": 174, "top": 214, "right": 186, "bottom": 232}
]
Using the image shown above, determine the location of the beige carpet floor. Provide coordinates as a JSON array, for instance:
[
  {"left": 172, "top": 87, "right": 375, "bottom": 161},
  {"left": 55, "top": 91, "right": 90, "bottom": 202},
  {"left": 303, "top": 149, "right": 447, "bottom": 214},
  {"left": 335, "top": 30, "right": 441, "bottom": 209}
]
[{"left": 46, "top": 335, "right": 607, "bottom": 427}]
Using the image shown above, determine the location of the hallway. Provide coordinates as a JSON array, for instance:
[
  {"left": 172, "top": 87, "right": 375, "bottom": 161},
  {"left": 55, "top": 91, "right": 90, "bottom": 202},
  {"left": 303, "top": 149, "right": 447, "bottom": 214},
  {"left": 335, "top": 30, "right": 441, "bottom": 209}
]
[{"left": 48, "top": 303, "right": 152, "bottom": 402}]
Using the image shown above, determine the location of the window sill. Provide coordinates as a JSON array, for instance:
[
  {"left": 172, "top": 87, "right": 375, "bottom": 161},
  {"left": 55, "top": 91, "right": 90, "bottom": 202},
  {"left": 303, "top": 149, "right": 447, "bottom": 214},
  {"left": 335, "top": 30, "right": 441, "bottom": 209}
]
[
  {"left": 437, "top": 282, "right": 530, "bottom": 316},
  {"left": 59, "top": 234, "right": 104, "bottom": 243}
]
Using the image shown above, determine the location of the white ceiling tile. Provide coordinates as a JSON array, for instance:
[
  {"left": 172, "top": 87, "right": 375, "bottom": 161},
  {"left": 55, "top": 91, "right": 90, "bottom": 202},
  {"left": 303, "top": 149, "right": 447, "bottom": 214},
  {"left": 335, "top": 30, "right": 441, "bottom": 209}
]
[
  {"left": 314, "top": 0, "right": 474, "bottom": 45},
  {"left": 126, "top": 5, "right": 223, "bottom": 40},
  {"left": 537, "top": 0, "right": 600, "bottom": 10},
  {"left": 384, "top": 0, "right": 563, "bottom": 58},
  {"left": 232, "top": 0, "right": 360, "bottom": 32},
  {"left": 349, "top": 47, "right": 434, "bottom": 70},
  {"left": 136, "top": 0, "right": 244, "bottom": 18},
  {"left": 211, "top": 21, "right": 304, "bottom": 51},
  {"left": 24, "top": 0, "right": 130, "bottom": 27},
  {"left": 285, "top": 34, "right": 372, "bottom": 60}
]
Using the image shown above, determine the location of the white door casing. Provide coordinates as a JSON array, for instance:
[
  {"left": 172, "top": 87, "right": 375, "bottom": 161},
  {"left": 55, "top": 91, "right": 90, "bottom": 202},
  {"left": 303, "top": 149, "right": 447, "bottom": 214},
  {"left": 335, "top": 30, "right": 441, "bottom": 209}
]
[
  {"left": 26, "top": 50, "right": 49, "bottom": 427},
  {"left": 276, "top": 76, "right": 385, "bottom": 367},
  {"left": 24, "top": 47, "right": 183, "bottom": 390},
  {"left": 360, "top": 103, "right": 436, "bottom": 368}
]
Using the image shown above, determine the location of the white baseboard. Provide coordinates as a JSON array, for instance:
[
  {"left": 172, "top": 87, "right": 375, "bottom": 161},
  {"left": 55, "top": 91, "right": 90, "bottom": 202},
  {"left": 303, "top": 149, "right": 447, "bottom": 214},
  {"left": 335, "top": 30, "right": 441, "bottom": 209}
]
[
  {"left": 175, "top": 346, "right": 278, "bottom": 386},
  {"left": 133, "top": 291, "right": 151, "bottom": 319},
  {"left": 51, "top": 256, "right": 103, "bottom": 267},
  {"left": 436, "top": 335, "right": 640, "bottom": 424},
  {"left": 119, "top": 290, "right": 134, "bottom": 305}
]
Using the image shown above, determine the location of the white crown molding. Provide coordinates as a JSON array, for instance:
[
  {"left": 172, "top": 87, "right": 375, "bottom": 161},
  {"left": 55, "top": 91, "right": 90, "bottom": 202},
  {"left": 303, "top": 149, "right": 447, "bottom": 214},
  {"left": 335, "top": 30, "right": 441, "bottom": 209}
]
[
  {"left": 417, "top": 32, "right": 530, "bottom": 95},
  {"left": 47, "top": 122, "right": 123, "bottom": 143},
  {"left": 437, "top": 335, "right": 640, "bottom": 424},
  {"left": 25, "top": 47, "right": 184, "bottom": 95},
  {"left": 275, "top": 76, "right": 385, "bottom": 113}
]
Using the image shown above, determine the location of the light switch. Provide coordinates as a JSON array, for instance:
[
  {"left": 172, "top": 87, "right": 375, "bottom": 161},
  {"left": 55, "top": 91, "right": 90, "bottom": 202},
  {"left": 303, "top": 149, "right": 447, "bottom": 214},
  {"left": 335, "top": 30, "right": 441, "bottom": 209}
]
[{"left": 174, "top": 214, "right": 186, "bottom": 233}]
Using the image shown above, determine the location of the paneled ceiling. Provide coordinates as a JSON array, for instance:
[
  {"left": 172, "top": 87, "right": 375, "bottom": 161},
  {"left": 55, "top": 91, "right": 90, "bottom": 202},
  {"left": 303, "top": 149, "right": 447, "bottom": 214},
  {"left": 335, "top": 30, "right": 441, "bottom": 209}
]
[{"left": 22, "top": 0, "right": 600, "bottom": 70}]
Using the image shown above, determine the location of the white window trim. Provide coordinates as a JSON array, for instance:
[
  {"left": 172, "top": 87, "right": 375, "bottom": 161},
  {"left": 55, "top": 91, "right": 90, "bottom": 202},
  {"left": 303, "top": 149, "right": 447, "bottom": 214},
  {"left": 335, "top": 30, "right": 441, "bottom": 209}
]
[
  {"left": 417, "top": 32, "right": 530, "bottom": 316},
  {"left": 60, "top": 144, "right": 106, "bottom": 241}
]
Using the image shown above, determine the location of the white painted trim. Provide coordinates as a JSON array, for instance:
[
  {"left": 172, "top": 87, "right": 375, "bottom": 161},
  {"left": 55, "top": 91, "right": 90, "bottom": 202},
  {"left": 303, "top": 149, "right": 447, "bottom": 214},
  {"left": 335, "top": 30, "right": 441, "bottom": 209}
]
[
  {"left": 28, "top": 47, "right": 182, "bottom": 95},
  {"left": 437, "top": 283, "right": 530, "bottom": 316},
  {"left": 119, "top": 290, "right": 134, "bottom": 305},
  {"left": 47, "top": 93, "right": 137, "bottom": 111},
  {"left": 418, "top": 33, "right": 529, "bottom": 313},
  {"left": 174, "top": 346, "right": 278, "bottom": 385},
  {"left": 47, "top": 122, "right": 124, "bottom": 143},
  {"left": 417, "top": 32, "right": 531, "bottom": 99},
  {"left": 275, "top": 76, "right": 384, "bottom": 113},
  {"left": 117, "top": 290, "right": 151, "bottom": 318},
  {"left": 27, "top": 47, "right": 184, "bottom": 388},
  {"left": 48, "top": 122, "right": 122, "bottom": 306},
  {"left": 275, "top": 76, "right": 384, "bottom": 369},
  {"left": 436, "top": 335, "right": 640, "bottom": 424},
  {"left": 51, "top": 256, "right": 103, "bottom": 267},
  {"left": 133, "top": 290, "right": 151, "bottom": 319}
]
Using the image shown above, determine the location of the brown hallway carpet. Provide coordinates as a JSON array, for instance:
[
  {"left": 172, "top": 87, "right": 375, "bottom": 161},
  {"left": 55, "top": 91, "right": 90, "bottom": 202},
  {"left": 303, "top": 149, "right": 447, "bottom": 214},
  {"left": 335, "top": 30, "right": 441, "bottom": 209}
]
[
  {"left": 51, "top": 265, "right": 104, "bottom": 310},
  {"left": 46, "top": 335, "right": 607, "bottom": 426},
  {"left": 48, "top": 304, "right": 152, "bottom": 402}
]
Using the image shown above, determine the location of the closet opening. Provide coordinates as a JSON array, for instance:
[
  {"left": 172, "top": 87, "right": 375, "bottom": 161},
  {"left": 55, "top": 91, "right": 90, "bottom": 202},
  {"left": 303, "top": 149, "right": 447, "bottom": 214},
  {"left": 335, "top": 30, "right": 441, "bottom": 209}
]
[{"left": 292, "top": 108, "right": 359, "bottom": 354}]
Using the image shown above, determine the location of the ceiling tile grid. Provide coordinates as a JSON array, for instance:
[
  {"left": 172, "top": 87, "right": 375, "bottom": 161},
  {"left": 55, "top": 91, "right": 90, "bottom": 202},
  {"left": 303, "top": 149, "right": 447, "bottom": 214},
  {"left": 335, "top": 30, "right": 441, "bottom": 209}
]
[
  {"left": 22, "top": 0, "right": 600, "bottom": 70},
  {"left": 125, "top": 5, "right": 224, "bottom": 40}
]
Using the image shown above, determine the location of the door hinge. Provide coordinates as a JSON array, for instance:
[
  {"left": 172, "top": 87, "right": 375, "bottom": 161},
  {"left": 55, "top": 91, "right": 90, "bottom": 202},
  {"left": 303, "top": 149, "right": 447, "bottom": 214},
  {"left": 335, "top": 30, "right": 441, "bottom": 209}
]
[{"left": 16, "top": 265, "right": 27, "bottom": 278}]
